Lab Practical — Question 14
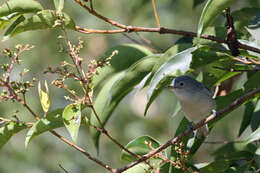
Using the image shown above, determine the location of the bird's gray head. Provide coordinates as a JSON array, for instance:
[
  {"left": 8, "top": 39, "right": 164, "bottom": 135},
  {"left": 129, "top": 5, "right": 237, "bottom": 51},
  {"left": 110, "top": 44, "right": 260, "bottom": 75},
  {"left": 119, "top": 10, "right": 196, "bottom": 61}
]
[
  {"left": 169, "top": 75, "right": 204, "bottom": 91},
  {"left": 168, "top": 75, "right": 209, "bottom": 101}
]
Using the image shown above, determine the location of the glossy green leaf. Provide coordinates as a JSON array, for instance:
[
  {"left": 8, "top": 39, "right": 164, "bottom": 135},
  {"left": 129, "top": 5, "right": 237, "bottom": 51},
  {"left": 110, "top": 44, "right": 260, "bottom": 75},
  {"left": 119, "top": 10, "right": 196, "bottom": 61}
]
[
  {"left": 5, "top": 10, "right": 76, "bottom": 39},
  {"left": 0, "top": 12, "right": 20, "bottom": 31},
  {"left": 146, "top": 47, "right": 196, "bottom": 114},
  {"left": 144, "top": 75, "right": 174, "bottom": 116},
  {"left": 120, "top": 135, "right": 167, "bottom": 162},
  {"left": 169, "top": 116, "right": 190, "bottom": 157},
  {"left": 54, "top": 0, "right": 64, "bottom": 13},
  {"left": 25, "top": 109, "right": 63, "bottom": 148},
  {"left": 144, "top": 44, "right": 192, "bottom": 115},
  {"left": 0, "top": 0, "right": 43, "bottom": 17},
  {"left": 224, "top": 165, "right": 248, "bottom": 173},
  {"left": 251, "top": 100, "right": 260, "bottom": 132},
  {"left": 63, "top": 104, "right": 81, "bottom": 144},
  {"left": 25, "top": 108, "right": 88, "bottom": 148},
  {"left": 0, "top": 121, "right": 28, "bottom": 149},
  {"left": 90, "top": 55, "right": 159, "bottom": 149},
  {"left": 213, "top": 141, "right": 257, "bottom": 162},
  {"left": 199, "top": 160, "right": 230, "bottom": 173},
  {"left": 238, "top": 100, "right": 257, "bottom": 136},
  {"left": 214, "top": 71, "right": 240, "bottom": 86},
  {"left": 89, "top": 73, "right": 122, "bottom": 149},
  {"left": 3, "top": 15, "right": 25, "bottom": 40},
  {"left": 193, "top": 0, "right": 206, "bottom": 8},
  {"left": 152, "top": 43, "right": 192, "bottom": 74},
  {"left": 198, "top": 0, "right": 238, "bottom": 36},
  {"left": 247, "top": 27, "right": 260, "bottom": 44},
  {"left": 124, "top": 163, "right": 150, "bottom": 173},
  {"left": 93, "top": 44, "right": 153, "bottom": 89},
  {"left": 232, "top": 8, "right": 260, "bottom": 32},
  {"left": 246, "top": 127, "right": 260, "bottom": 144},
  {"left": 215, "top": 89, "right": 244, "bottom": 111},
  {"left": 190, "top": 46, "right": 230, "bottom": 70},
  {"left": 244, "top": 72, "right": 260, "bottom": 92}
]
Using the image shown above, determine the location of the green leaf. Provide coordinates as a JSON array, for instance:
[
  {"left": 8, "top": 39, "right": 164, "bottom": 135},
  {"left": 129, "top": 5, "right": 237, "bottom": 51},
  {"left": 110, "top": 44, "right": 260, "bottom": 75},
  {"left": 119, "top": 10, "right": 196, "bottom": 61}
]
[
  {"left": 193, "top": 0, "right": 206, "bottom": 8},
  {"left": 54, "top": 0, "right": 64, "bottom": 14},
  {"left": 143, "top": 44, "right": 192, "bottom": 115},
  {"left": 63, "top": 104, "right": 81, "bottom": 144},
  {"left": 169, "top": 116, "right": 190, "bottom": 157},
  {"left": 190, "top": 46, "right": 230, "bottom": 70},
  {"left": 0, "top": 121, "right": 28, "bottom": 149},
  {"left": 25, "top": 109, "right": 64, "bottom": 148},
  {"left": 199, "top": 160, "right": 230, "bottom": 173},
  {"left": 144, "top": 75, "right": 174, "bottom": 116},
  {"left": 246, "top": 127, "right": 260, "bottom": 144},
  {"left": 5, "top": 10, "right": 76, "bottom": 39},
  {"left": 215, "top": 89, "right": 244, "bottom": 111},
  {"left": 120, "top": 135, "right": 167, "bottom": 162},
  {"left": 0, "top": 12, "right": 20, "bottom": 31},
  {"left": 214, "top": 71, "right": 240, "bottom": 86},
  {"left": 124, "top": 163, "right": 150, "bottom": 173},
  {"left": 244, "top": 72, "right": 260, "bottom": 92},
  {"left": 238, "top": 100, "right": 257, "bottom": 136},
  {"left": 3, "top": 15, "right": 25, "bottom": 40},
  {"left": 146, "top": 47, "right": 196, "bottom": 113},
  {"left": 152, "top": 43, "right": 192, "bottom": 74},
  {"left": 232, "top": 8, "right": 260, "bottom": 32},
  {"left": 90, "top": 54, "right": 159, "bottom": 149},
  {"left": 0, "top": 0, "right": 43, "bottom": 17},
  {"left": 197, "top": 0, "right": 238, "bottom": 36},
  {"left": 251, "top": 100, "right": 260, "bottom": 132},
  {"left": 247, "top": 27, "right": 260, "bottom": 44},
  {"left": 93, "top": 44, "right": 153, "bottom": 89},
  {"left": 224, "top": 165, "right": 248, "bottom": 173},
  {"left": 213, "top": 141, "right": 257, "bottom": 159}
]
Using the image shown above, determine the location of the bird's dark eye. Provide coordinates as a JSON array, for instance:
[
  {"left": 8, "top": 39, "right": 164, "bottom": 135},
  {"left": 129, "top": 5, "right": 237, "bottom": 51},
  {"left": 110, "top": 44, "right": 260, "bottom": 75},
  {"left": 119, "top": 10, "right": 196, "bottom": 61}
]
[{"left": 179, "top": 82, "right": 184, "bottom": 86}]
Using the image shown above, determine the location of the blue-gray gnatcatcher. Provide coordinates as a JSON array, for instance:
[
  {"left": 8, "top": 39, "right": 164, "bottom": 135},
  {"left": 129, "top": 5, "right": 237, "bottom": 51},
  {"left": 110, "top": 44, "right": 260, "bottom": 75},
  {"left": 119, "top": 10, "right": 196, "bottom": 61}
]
[{"left": 168, "top": 75, "right": 216, "bottom": 138}]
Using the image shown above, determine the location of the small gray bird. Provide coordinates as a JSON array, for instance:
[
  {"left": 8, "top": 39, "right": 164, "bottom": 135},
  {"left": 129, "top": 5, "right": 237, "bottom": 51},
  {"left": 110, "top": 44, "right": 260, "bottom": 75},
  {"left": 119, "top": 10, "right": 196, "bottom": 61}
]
[{"left": 168, "top": 75, "right": 216, "bottom": 138}]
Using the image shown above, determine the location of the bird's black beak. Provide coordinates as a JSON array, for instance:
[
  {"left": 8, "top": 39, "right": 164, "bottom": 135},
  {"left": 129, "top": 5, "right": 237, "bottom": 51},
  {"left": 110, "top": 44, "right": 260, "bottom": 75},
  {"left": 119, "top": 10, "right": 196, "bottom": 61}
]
[{"left": 167, "top": 85, "right": 174, "bottom": 89}]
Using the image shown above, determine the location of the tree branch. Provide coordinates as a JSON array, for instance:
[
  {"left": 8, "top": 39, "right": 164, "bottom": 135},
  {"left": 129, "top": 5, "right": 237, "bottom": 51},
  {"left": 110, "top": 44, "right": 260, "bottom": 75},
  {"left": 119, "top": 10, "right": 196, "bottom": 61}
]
[
  {"left": 116, "top": 87, "right": 260, "bottom": 173},
  {"left": 73, "top": 1, "right": 260, "bottom": 55},
  {"left": 225, "top": 8, "right": 240, "bottom": 56}
]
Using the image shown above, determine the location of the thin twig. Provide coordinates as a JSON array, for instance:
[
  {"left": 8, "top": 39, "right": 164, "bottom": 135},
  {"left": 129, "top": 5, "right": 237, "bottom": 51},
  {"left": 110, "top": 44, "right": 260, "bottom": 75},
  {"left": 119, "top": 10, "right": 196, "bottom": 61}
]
[
  {"left": 152, "top": 0, "right": 160, "bottom": 27},
  {"left": 89, "top": 0, "right": 93, "bottom": 10},
  {"left": 116, "top": 87, "right": 260, "bottom": 173},
  {"left": 76, "top": 26, "right": 225, "bottom": 43},
  {"left": 233, "top": 57, "right": 260, "bottom": 65},
  {"left": 0, "top": 117, "right": 34, "bottom": 126},
  {"left": 212, "top": 84, "right": 220, "bottom": 99},
  {"left": 59, "top": 164, "right": 70, "bottom": 173},
  {"left": 238, "top": 42, "right": 260, "bottom": 54}
]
